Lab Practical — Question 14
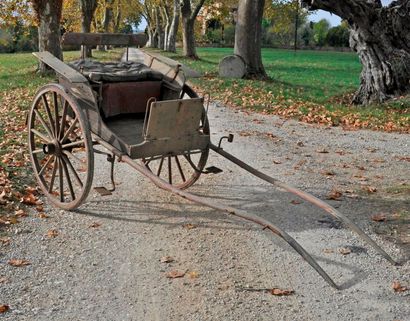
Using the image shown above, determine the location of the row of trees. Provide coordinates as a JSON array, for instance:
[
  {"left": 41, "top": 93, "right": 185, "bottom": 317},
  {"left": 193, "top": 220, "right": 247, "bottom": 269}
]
[{"left": 0, "top": 0, "right": 409, "bottom": 105}]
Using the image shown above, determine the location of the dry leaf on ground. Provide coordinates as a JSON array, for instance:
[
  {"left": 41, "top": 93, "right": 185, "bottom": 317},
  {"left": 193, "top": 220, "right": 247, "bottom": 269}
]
[
  {"left": 327, "top": 189, "right": 343, "bottom": 200},
  {"left": 160, "top": 256, "right": 174, "bottom": 263},
  {"left": 392, "top": 281, "right": 408, "bottom": 293},
  {"left": 339, "top": 248, "right": 351, "bottom": 255},
  {"left": 363, "top": 186, "right": 377, "bottom": 193},
  {"left": 0, "top": 305, "right": 9, "bottom": 313},
  {"left": 290, "top": 200, "right": 302, "bottom": 205},
  {"left": 20, "top": 193, "right": 38, "bottom": 206},
  {"left": 8, "top": 259, "right": 31, "bottom": 267},
  {"left": 0, "top": 237, "right": 11, "bottom": 245},
  {"left": 188, "top": 271, "right": 199, "bottom": 279},
  {"left": 46, "top": 230, "right": 58, "bottom": 238},
  {"left": 183, "top": 223, "right": 197, "bottom": 230},
  {"left": 371, "top": 214, "right": 387, "bottom": 222},
  {"left": 15, "top": 209, "right": 27, "bottom": 217},
  {"left": 316, "top": 148, "right": 329, "bottom": 154},
  {"left": 165, "top": 270, "right": 186, "bottom": 279},
  {"left": 323, "top": 248, "right": 334, "bottom": 254},
  {"left": 37, "top": 213, "right": 49, "bottom": 219},
  {"left": 270, "top": 288, "right": 294, "bottom": 296},
  {"left": 89, "top": 222, "right": 101, "bottom": 228}
]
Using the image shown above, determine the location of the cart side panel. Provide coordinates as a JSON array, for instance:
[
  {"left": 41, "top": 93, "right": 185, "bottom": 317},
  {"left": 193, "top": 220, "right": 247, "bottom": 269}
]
[{"left": 33, "top": 51, "right": 88, "bottom": 83}]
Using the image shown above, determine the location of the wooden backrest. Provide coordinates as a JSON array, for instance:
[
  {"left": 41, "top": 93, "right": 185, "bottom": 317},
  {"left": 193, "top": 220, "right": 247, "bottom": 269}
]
[{"left": 61, "top": 32, "right": 148, "bottom": 47}]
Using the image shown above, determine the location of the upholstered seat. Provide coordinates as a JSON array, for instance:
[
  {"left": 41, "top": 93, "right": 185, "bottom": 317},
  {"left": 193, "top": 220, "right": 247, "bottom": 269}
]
[{"left": 69, "top": 59, "right": 163, "bottom": 82}]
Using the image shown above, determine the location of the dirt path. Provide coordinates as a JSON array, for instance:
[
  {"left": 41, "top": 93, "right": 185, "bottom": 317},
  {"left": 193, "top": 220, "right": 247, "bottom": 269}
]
[{"left": 1, "top": 99, "right": 409, "bottom": 320}]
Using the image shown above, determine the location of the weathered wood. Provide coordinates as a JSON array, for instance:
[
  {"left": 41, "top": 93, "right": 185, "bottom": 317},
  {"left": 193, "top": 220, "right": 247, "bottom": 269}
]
[
  {"left": 61, "top": 32, "right": 148, "bottom": 47},
  {"left": 32, "top": 51, "right": 88, "bottom": 83},
  {"left": 219, "top": 55, "right": 246, "bottom": 78}
]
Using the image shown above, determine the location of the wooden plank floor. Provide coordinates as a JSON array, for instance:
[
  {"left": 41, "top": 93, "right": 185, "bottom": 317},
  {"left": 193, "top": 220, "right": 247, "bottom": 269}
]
[{"left": 104, "top": 115, "right": 145, "bottom": 145}]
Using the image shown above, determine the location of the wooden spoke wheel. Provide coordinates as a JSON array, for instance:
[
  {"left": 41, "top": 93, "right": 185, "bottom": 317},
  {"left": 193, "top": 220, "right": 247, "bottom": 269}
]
[
  {"left": 28, "top": 84, "right": 94, "bottom": 210},
  {"left": 142, "top": 85, "right": 210, "bottom": 189}
]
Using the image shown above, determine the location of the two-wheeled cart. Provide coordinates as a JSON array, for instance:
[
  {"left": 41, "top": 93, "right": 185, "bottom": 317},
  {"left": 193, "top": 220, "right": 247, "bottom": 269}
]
[{"left": 28, "top": 33, "right": 398, "bottom": 289}]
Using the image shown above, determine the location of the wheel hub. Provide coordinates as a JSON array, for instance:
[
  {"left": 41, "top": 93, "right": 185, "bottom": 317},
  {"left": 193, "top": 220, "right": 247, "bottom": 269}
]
[{"left": 42, "top": 140, "right": 63, "bottom": 157}]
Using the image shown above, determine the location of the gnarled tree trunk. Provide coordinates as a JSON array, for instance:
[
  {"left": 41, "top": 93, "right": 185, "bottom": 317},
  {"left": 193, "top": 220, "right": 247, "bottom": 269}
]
[
  {"left": 234, "top": 0, "right": 267, "bottom": 79},
  {"left": 31, "top": 0, "right": 63, "bottom": 73},
  {"left": 181, "top": 0, "right": 206, "bottom": 59},
  {"left": 301, "top": 0, "right": 410, "bottom": 105},
  {"left": 79, "top": 0, "right": 98, "bottom": 58}
]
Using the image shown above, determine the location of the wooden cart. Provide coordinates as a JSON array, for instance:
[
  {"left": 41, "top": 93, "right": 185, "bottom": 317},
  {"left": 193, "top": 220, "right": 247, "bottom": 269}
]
[{"left": 28, "top": 33, "right": 398, "bottom": 289}]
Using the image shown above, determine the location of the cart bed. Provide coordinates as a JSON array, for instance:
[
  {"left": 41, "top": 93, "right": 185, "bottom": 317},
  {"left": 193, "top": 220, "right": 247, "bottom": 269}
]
[{"left": 104, "top": 115, "right": 145, "bottom": 146}]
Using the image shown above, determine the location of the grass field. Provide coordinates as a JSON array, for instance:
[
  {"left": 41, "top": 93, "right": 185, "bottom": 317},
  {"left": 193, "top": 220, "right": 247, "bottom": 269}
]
[{"left": 154, "top": 47, "right": 409, "bottom": 132}]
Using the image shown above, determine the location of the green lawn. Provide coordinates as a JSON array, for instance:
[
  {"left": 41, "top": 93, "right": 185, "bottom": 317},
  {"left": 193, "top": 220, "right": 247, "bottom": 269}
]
[{"left": 153, "top": 47, "right": 409, "bottom": 132}]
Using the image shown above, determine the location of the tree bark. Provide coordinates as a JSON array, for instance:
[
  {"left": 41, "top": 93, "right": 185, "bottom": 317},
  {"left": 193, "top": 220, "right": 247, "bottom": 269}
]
[
  {"left": 234, "top": 0, "right": 267, "bottom": 79},
  {"left": 161, "top": 2, "right": 171, "bottom": 51},
  {"left": 155, "top": 7, "right": 164, "bottom": 49},
  {"left": 166, "top": 0, "right": 180, "bottom": 52},
  {"left": 79, "top": 0, "right": 98, "bottom": 58},
  {"left": 181, "top": 0, "right": 206, "bottom": 59},
  {"left": 301, "top": 0, "right": 410, "bottom": 105},
  {"left": 31, "top": 0, "right": 63, "bottom": 72}
]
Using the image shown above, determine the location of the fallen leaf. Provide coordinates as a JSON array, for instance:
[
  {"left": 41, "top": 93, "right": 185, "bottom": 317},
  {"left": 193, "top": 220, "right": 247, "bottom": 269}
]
[
  {"left": 363, "top": 186, "right": 377, "bottom": 193},
  {"left": 35, "top": 205, "right": 44, "bottom": 212},
  {"left": 183, "top": 223, "right": 196, "bottom": 230},
  {"left": 188, "top": 271, "right": 199, "bottom": 279},
  {"left": 296, "top": 141, "right": 305, "bottom": 147},
  {"left": 239, "top": 131, "right": 251, "bottom": 137},
  {"left": 0, "top": 237, "right": 11, "bottom": 245},
  {"left": 37, "top": 213, "right": 49, "bottom": 219},
  {"left": 0, "top": 277, "right": 7, "bottom": 283},
  {"left": 392, "top": 281, "right": 408, "bottom": 293},
  {"left": 272, "top": 159, "right": 282, "bottom": 164},
  {"left": 20, "top": 193, "right": 38, "bottom": 206},
  {"left": 323, "top": 248, "right": 334, "bottom": 254},
  {"left": 46, "top": 230, "right": 58, "bottom": 238},
  {"left": 290, "top": 200, "right": 302, "bottom": 205},
  {"left": 8, "top": 259, "right": 31, "bottom": 267},
  {"left": 316, "top": 148, "right": 329, "bottom": 154},
  {"left": 165, "top": 270, "right": 186, "bottom": 279},
  {"left": 371, "top": 214, "right": 387, "bottom": 222},
  {"left": 0, "top": 305, "right": 9, "bottom": 313},
  {"left": 270, "top": 288, "right": 294, "bottom": 296},
  {"left": 327, "top": 189, "right": 343, "bottom": 200},
  {"left": 89, "top": 222, "right": 101, "bottom": 228},
  {"left": 321, "top": 170, "right": 335, "bottom": 176},
  {"left": 15, "top": 209, "right": 27, "bottom": 217},
  {"left": 0, "top": 190, "right": 7, "bottom": 205},
  {"left": 160, "top": 256, "right": 174, "bottom": 263},
  {"left": 339, "top": 248, "right": 351, "bottom": 255}
]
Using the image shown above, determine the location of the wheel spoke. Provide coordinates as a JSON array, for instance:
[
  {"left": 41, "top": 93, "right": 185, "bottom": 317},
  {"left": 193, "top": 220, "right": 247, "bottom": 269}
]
[
  {"left": 61, "top": 157, "right": 75, "bottom": 200},
  {"left": 53, "top": 92, "right": 60, "bottom": 137},
  {"left": 168, "top": 156, "right": 172, "bottom": 185},
  {"left": 156, "top": 157, "right": 164, "bottom": 176},
  {"left": 62, "top": 154, "right": 83, "bottom": 188},
  {"left": 63, "top": 150, "right": 84, "bottom": 164},
  {"left": 58, "top": 99, "right": 68, "bottom": 140},
  {"left": 42, "top": 94, "right": 55, "bottom": 136},
  {"left": 34, "top": 108, "right": 54, "bottom": 139},
  {"left": 174, "top": 156, "right": 186, "bottom": 182},
  {"left": 58, "top": 158, "right": 64, "bottom": 202},
  {"left": 31, "top": 128, "right": 52, "bottom": 144},
  {"left": 62, "top": 140, "right": 85, "bottom": 149},
  {"left": 38, "top": 155, "right": 54, "bottom": 176},
  {"left": 60, "top": 118, "right": 79, "bottom": 143},
  {"left": 32, "top": 148, "right": 44, "bottom": 154},
  {"left": 48, "top": 157, "right": 58, "bottom": 193}
]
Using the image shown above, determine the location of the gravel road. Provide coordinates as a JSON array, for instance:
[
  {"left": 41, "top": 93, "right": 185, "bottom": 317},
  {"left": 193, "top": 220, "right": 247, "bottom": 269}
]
[{"left": 1, "top": 100, "right": 409, "bottom": 321}]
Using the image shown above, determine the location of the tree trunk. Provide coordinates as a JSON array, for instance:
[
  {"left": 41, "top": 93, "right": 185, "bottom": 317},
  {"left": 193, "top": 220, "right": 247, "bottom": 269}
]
[
  {"left": 161, "top": 3, "right": 171, "bottom": 51},
  {"left": 234, "top": 0, "right": 267, "bottom": 79},
  {"left": 181, "top": 0, "right": 206, "bottom": 59},
  {"left": 100, "top": 0, "right": 114, "bottom": 51},
  {"left": 79, "top": 0, "right": 98, "bottom": 58},
  {"left": 31, "top": 0, "right": 63, "bottom": 73},
  {"left": 166, "top": 0, "right": 180, "bottom": 52},
  {"left": 181, "top": 18, "right": 197, "bottom": 58},
  {"left": 155, "top": 7, "right": 164, "bottom": 50},
  {"left": 301, "top": 0, "right": 410, "bottom": 105}
]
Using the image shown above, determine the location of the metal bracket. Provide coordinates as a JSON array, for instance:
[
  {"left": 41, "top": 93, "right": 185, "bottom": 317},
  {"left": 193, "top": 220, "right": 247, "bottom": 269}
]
[
  {"left": 218, "top": 134, "right": 234, "bottom": 149},
  {"left": 93, "top": 149, "right": 116, "bottom": 194}
]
